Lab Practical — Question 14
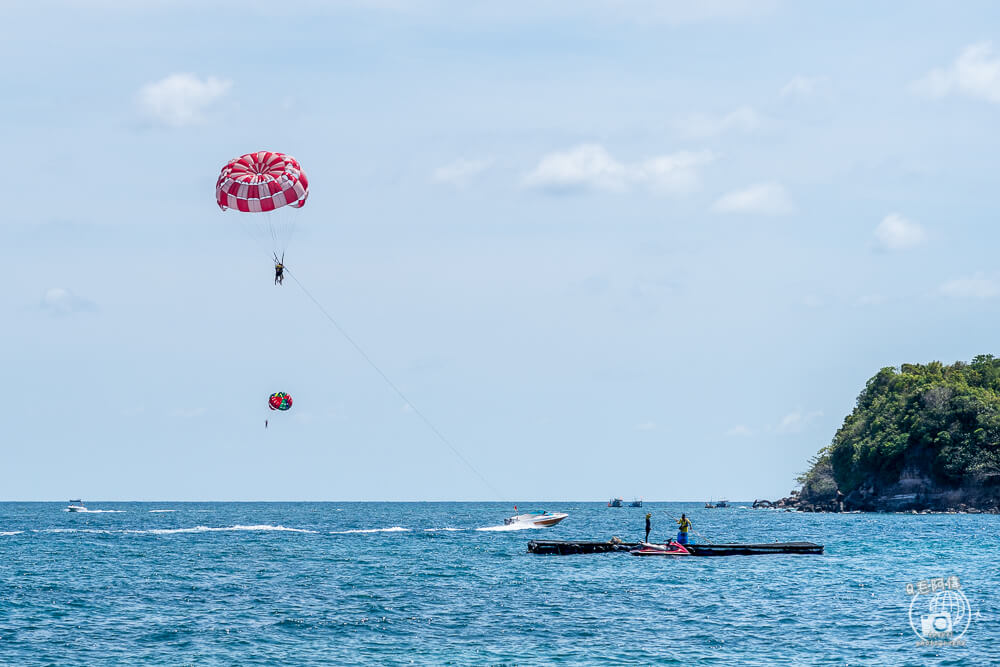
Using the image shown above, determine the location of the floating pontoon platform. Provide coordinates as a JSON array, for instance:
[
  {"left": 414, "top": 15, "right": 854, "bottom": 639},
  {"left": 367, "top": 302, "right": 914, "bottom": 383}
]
[{"left": 527, "top": 540, "right": 823, "bottom": 556}]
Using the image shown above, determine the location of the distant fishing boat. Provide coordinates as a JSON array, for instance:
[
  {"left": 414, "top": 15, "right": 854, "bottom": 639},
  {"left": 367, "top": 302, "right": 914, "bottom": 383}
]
[
  {"left": 629, "top": 498, "right": 642, "bottom": 507},
  {"left": 608, "top": 497, "right": 624, "bottom": 507},
  {"left": 67, "top": 499, "right": 86, "bottom": 512},
  {"left": 705, "top": 499, "right": 730, "bottom": 508}
]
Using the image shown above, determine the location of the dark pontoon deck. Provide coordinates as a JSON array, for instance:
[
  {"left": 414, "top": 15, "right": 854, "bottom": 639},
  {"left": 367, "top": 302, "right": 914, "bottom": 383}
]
[{"left": 527, "top": 540, "right": 823, "bottom": 556}]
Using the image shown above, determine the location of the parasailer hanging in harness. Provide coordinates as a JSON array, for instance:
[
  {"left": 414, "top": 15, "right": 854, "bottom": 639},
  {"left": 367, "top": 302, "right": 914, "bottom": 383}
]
[
  {"left": 274, "top": 253, "right": 285, "bottom": 285},
  {"left": 215, "top": 151, "right": 309, "bottom": 282}
]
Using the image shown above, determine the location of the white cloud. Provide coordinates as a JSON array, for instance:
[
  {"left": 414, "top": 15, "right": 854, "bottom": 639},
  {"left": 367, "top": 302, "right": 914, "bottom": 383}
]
[
  {"left": 523, "top": 144, "right": 714, "bottom": 195},
  {"left": 588, "top": 0, "right": 778, "bottom": 24},
  {"left": 780, "top": 75, "right": 827, "bottom": 98},
  {"left": 418, "top": 1, "right": 778, "bottom": 26},
  {"left": 137, "top": 73, "right": 232, "bottom": 127},
  {"left": 775, "top": 410, "right": 822, "bottom": 434},
  {"left": 874, "top": 213, "right": 926, "bottom": 251},
  {"left": 673, "top": 106, "right": 760, "bottom": 138},
  {"left": 431, "top": 158, "right": 493, "bottom": 186},
  {"left": 938, "top": 275, "right": 1000, "bottom": 299},
  {"left": 725, "top": 424, "right": 752, "bottom": 437},
  {"left": 524, "top": 144, "right": 626, "bottom": 192},
  {"left": 912, "top": 42, "right": 1000, "bottom": 104},
  {"left": 635, "top": 421, "right": 657, "bottom": 431},
  {"left": 635, "top": 151, "right": 716, "bottom": 193},
  {"left": 40, "top": 288, "right": 96, "bottom": 316},
  {"left": 801, "top": 294, "right": 823, "bottom": 308},
  {"left": 712, "top": 182, "right": 793, "bottom": 215}
]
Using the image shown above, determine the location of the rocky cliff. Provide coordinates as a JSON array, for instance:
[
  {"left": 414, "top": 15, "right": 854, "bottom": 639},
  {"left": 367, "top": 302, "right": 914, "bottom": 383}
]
[{"left": 765, "top": 356, "right": 1000, "bottom": 512}]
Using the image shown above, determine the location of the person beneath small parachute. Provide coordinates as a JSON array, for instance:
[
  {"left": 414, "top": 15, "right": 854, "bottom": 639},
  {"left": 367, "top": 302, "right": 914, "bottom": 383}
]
[{"left": 265, "top": 392, "right": 292, "bottom": 428}]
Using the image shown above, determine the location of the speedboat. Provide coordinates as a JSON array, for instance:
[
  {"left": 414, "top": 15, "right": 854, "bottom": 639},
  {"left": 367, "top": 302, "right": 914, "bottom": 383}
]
[
  {"left": 67, "top": 499, "right": 86, "bottom": 512},
  {"left": 631, "top": 541, "right": 691, "bottom": 557},
  {"left": 503, "top": 510, "right": 568, "bottom": 527}
]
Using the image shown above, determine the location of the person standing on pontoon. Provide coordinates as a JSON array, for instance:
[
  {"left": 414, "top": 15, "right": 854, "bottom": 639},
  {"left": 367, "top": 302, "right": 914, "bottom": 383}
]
[
  {"left": 676, "top": 513, "right": 692, "bottom": 545},
  {"left": 644, "top": 513, "right": 652, "bottom": 542}
]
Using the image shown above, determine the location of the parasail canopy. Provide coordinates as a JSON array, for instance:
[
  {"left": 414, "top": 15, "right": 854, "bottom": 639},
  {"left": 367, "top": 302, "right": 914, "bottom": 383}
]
[
  {"left": 268, "top": 392, "right": 293, "bottom": 411},
  {"left": 216, "top": 151, "right": 309, "bottom": 213}
]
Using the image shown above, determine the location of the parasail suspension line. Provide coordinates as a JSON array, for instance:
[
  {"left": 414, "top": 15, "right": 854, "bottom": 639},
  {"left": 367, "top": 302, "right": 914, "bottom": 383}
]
[{"left": 284, "top": 266, "right": 506, "bottom": 501}]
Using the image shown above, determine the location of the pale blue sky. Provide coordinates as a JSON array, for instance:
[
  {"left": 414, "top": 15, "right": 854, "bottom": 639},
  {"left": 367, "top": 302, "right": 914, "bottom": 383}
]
[{"left": 5, "top": 1, "right": 1000, "bottom": 500}]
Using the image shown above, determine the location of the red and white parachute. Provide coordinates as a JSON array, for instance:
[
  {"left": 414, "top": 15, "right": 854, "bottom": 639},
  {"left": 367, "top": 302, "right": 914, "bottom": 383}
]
[{"left": 216, "top": 151, "right": 309, "bottom": 254}]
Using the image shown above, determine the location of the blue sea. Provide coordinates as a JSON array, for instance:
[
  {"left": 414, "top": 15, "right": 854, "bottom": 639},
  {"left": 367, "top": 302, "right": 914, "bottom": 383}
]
[{"left": 0, "top": 502, "right": 996, "bottom": 665}]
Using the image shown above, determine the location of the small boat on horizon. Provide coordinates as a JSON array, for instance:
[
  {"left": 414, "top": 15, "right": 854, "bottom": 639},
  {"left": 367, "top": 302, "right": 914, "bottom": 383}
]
[
  {"left": 608, "top": 497, "right": 624, "bottom": 507},
  {"left": 629, "top": 498, "right": 642, "bottom": 507},
  {"left": 504, "top": 508, "right": 568, "bottom": 528},
  {"left": 705, "top": 499, "right": 730, "bottom": 508},
  {"left": 67, "top": 499, "right": 86, "bottom": 512}
]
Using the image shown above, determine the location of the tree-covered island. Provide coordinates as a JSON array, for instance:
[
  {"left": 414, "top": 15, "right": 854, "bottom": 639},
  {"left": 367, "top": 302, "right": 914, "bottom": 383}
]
[{"left": 764, "top": 355, "right": 1000, "bottom": 512}]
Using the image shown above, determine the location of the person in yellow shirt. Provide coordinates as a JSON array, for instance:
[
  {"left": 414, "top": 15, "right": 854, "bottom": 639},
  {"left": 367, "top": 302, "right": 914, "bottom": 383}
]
[
  {"left": 676, "top": 513, "right": 692, "bottom": 545},
  {"left": 274, "top": 252, "right": 285, "bottom": 285}
]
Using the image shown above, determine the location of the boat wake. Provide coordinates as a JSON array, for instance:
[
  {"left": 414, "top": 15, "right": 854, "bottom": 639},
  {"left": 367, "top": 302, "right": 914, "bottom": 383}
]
[
  {"left": 0, "top": 531, "right": 23, "bottom": 536},
  {"left": 423, "top": 527, "right": 465, "bottom": 532},
  {"left": 136, "top": 524, "right": 319, "bottom": 535},
  {"left": 476, "top": 523, "right": 543, "bottom": 532},
  {"left": 66, "top": 509, "right": 125, "bottom": 513},
  {"left": 149, "top": 510, "right": 177, "bottom": 513},
  {"left": 38, "top": 528, "right": 114, "bottom": 534},
  {"left": 330, "top": 527, "right": 410, "bottom": 534},
  {"left": 36, "top": 525, "right": 319, "bottom": 535}
]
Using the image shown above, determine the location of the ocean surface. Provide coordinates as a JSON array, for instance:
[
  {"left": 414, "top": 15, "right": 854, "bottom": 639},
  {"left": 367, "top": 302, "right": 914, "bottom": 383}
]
[{"left": 0, "top": 502, "right": 997, "bottom": 665}]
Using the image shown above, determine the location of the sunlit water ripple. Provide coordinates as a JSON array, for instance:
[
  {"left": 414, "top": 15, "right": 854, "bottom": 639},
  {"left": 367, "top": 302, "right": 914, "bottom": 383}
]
[{"left": 0, "top": 502, "right": 996, "bottom": 665}]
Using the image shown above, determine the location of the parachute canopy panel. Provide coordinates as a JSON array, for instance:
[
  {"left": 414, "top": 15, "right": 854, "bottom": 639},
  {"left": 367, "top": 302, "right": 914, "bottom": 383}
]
[
  {"left": 268, "top": 392, "right": 293, "bottom": 411},
  {"left": 216, "top": 151, "right": 309, "bottom": 213}
]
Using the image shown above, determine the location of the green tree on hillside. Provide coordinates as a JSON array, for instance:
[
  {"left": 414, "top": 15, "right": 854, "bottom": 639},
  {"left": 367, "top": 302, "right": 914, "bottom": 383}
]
[{"left": 826, "top": 355, "right": 1000, "bottom": 494}]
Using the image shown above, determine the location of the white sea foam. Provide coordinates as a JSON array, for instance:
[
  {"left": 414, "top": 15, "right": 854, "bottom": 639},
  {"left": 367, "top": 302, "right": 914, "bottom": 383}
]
[
  {"left": 330, "top": 527, "right": 410, "bottom": 534},
  {"left": 36, "top": 528, "right": 115, "bottom": 534},
  {"left": 131, "top": 525, "right": 318, "bottom": 535},
  {"left": 0, "top": 531, "right": 23, "bottom": 536},
  {"left": 149, "top": 509, "right": 177, "bottom": 513},
  {"left": 35, "top": 525, "right": 317, "bottom": 535},
  {"left": 423, "top": 528, "right": 465, "bottom": 532},
  {"left": 67, "top": 509, "right": 125, "bottom": 513},
  {"left": 476, "top": 523, "right": 543, "bottom": 532}
]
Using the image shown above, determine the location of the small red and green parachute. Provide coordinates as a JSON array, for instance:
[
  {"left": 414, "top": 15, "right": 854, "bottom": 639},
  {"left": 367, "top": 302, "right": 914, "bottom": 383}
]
[{"left": 268, "top": 392, "right": 293, "bottom": 411}]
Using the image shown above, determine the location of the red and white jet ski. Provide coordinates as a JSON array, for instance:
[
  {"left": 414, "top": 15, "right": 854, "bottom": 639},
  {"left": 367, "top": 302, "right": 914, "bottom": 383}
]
[{"left": 630, "top": 541, "right": 691, "bottom": 556}]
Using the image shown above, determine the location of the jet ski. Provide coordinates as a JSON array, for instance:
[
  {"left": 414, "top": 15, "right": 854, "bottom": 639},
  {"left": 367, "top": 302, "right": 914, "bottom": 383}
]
[{"left": 630, "top": 541, "right": 691, "bottom": 556}]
